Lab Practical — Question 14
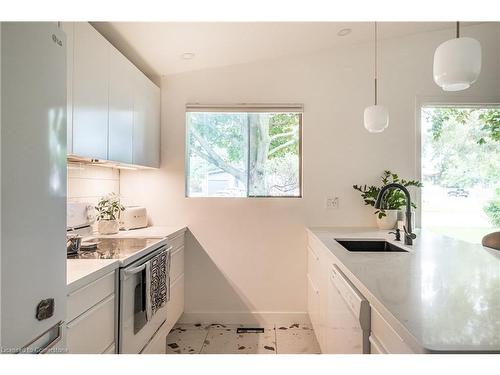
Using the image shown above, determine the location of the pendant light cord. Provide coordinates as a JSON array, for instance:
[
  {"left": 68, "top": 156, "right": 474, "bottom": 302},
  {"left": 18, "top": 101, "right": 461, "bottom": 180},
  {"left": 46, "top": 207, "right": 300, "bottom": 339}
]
[
  {"left": 456, "top": 21, "right": 460, "bottom": 38},
  {"left": 374, "top": 21, "right": 378, "bottom": 105}
]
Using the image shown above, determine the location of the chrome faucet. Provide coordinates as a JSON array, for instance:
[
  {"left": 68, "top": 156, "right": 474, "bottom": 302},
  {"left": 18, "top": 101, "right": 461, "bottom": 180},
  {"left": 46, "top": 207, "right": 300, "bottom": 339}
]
[{"left": 374, "top": 183, "right": 417, "bottom": 245}]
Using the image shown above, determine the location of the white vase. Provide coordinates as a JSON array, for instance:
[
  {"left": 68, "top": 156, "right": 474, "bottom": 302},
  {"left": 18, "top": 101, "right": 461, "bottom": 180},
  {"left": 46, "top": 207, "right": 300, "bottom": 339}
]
[
  {"left": 376, "top": 209, "right": 399, "bottom": 230},
  {"left": 98, "top": 219, "right": 119, "bottom": 235}
]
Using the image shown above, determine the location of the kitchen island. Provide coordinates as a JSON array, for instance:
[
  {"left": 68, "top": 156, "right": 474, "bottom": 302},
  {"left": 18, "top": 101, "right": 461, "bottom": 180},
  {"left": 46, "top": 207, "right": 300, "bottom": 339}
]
[{"left": 307, "top": 227, "right": 500, "bottom": 353}]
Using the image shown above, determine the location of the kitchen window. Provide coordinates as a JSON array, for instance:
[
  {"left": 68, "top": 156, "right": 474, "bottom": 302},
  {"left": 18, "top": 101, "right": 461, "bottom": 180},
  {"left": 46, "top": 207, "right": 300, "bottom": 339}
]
[{"left": 186, "top": 104, "right": 303, "bottom": 197}]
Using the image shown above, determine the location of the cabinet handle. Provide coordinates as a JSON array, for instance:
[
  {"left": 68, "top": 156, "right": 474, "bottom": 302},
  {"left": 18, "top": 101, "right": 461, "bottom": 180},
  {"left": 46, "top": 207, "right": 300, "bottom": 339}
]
[
  {"left": 18, "top": 321, "right": 63, "bottom": 354},
  {"left": 123, "top": 246, "right": 172, "bottom": 277}
]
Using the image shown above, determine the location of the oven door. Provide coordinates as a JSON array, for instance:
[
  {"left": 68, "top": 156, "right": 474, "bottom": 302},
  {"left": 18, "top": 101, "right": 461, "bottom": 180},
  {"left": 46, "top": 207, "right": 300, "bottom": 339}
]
[{"left": 119, "top": 245, "right": 169, "bottom": 354}]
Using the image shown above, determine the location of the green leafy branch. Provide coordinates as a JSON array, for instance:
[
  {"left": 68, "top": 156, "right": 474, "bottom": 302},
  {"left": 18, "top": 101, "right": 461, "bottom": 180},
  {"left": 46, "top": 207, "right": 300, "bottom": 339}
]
[
  {"left": 353, "top": 170, "right": 423, "bottom": 219},
  {"left": 95, "top": 193, "right": 125, "bottom": 221}
]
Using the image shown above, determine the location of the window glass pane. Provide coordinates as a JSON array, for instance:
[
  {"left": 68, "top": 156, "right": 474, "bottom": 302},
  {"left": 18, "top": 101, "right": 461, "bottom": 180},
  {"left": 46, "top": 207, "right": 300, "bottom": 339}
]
[
  {"left": 421, "top": 106, "right": 500, "bottom": 243},
  {"left": 186, "top": 110, "right": 302, "bottom": 198},
  {"left": 187, "top": 112, "right": 248, "bottom": 197},
  {"left": 248, "top": 113, "right": 301, "bottom": 197}
]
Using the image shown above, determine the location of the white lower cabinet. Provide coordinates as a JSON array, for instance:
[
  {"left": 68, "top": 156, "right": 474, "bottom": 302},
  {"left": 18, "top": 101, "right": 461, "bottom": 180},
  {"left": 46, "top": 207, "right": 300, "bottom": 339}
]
[
  {"left": 306, "top": 231, "right": 415, "bottom": 355},
  {"left": 66, "top": 293, "right": 115, "bottom": 354},
  {"left": 370, "top": 307, "right": 414, "bottom": 354},
  {"left": 164, "top": 271, "right": 185, "bottom": 334},
  {"left": 66, "top": 271, "right": 117, "bottom": 354},
  {"left": 140, "top": 234, "right": 185, "bottom": 354}
]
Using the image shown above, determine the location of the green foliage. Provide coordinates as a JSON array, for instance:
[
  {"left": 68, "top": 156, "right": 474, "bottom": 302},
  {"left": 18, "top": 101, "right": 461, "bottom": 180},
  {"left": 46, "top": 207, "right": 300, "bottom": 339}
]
[
  {"left": 422, "top": 107, "right": 500, "bottom": 188},
  {"left": 478, "top": 110, "right": 500, "bottom": 144},
  {"left": 425, "top": 107, "right": 500, "bottom": 145},
  {"left": 187, "top": 112, "right": 300, "bottom": 196},
  {"left": 188, "top": 112, "right": 247, "bottom": 168},
  {"left": 484, "top": 188, "right": 500, "bottom": 226},
  {"left": 95, "top": 193, "right": 124, "bottom": 221},
  {"left": 353, "top": 171, "right": 422, "bottom": 219},
  {"left": 268, "top": 113, "right": 300, "bottom": 159}
]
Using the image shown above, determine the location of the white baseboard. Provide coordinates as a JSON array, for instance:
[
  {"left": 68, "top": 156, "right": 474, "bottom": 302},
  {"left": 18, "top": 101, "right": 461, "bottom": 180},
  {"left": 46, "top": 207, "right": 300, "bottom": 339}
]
[{"left": 178, "top": 311, "right": 311, "bottom": 326}]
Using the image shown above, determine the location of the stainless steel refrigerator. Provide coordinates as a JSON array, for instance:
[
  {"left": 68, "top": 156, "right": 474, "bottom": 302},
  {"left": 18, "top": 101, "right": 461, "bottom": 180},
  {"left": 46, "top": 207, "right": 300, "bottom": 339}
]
[{"left": 1, "top": 22, "right": 67, "bottom": 353}]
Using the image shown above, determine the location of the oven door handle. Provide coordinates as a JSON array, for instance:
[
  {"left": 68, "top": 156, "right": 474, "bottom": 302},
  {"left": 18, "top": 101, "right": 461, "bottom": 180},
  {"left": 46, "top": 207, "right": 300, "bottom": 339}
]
[
  {"left": 124, "top": 263, "right": 146, "bottom": 276},
  {"left": 123, "top": 245, "right": 173, "bottom": 277}
]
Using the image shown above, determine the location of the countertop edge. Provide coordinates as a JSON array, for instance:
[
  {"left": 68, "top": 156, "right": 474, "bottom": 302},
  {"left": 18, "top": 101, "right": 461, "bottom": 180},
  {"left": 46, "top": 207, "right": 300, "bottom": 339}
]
[{"left": 66, "top": 260, "right": 120, "bottom": 294}]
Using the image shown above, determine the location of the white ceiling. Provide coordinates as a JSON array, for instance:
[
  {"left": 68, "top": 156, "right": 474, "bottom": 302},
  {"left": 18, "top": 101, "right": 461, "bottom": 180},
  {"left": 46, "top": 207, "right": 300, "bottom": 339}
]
[{"left": 92, "top": 22, "right": 482, "bottom": 81}]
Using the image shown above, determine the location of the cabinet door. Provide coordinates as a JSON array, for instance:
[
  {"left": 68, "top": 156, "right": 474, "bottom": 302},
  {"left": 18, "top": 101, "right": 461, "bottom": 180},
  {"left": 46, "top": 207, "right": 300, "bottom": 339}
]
[
  {"left": 66, "top": 294, "right": 115, "bottom": 354},
  {"left": 1, "top": 22, "right": 67, "bottom": 351},
  {"left": 72, "top": 22, "right": 109, "bottom": 160},
  {"left": 108, "top": 46, "right": 134, "bottom": 164},
  {"left": 61, "top": 22, "right": 74, "bottom": 155},
  {"left": 133, "top": 71, "right": 160, "bottom": 168}
]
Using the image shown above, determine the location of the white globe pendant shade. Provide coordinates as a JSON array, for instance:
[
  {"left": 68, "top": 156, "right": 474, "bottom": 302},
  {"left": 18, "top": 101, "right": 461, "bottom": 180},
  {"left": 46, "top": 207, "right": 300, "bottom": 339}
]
[
  {"left": 433, "top": 37, "right": 481, "bottom": 91},
  {"left": 364, "top": 105, "right": 389, "bottom": 133}
]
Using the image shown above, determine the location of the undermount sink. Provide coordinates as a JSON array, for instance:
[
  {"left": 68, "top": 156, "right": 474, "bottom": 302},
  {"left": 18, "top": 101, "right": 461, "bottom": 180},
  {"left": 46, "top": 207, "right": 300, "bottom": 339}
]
[{"left": 335, "top": 239, "right": 408, "bottom": 253}]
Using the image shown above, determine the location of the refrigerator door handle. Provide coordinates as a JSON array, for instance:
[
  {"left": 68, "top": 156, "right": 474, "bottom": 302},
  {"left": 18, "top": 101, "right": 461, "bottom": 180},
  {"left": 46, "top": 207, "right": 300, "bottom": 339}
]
[{"left": 19, "top": 321, "right": 64, "bottom": 354}]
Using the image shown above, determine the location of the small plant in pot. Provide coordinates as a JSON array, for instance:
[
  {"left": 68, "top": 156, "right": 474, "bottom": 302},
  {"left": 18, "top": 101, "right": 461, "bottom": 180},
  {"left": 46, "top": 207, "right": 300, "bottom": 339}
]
[
  {"left": 353, "top": 171, "right": 422, "bottom": 230},
  {"left": 95, "top": 193, "right": 125, "bottom": 235}
]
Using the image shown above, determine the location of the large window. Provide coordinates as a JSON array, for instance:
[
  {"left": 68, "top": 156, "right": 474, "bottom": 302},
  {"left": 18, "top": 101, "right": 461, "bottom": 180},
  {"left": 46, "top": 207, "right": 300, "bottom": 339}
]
[
  {"left": 420, "top": 105, "right": 500, "bottom": 243},
  {"left": 186, "top": 105, "right": 302, "bottom": 197}
]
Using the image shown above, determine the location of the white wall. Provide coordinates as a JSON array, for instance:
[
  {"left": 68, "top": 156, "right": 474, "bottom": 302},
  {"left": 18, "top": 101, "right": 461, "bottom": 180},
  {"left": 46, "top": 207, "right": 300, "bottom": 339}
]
[
  {"left": 120, "top": 23, "right": 500, "bottom": 324},
  {"left": 67, "top": 163, "right": 120, "bottom": 205}
]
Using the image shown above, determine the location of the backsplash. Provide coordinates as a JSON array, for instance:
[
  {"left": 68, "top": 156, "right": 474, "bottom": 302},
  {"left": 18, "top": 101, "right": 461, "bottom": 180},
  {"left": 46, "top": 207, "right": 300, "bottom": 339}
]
[{"left": 67, "top": 163, "right": 120, "bottom": 206}]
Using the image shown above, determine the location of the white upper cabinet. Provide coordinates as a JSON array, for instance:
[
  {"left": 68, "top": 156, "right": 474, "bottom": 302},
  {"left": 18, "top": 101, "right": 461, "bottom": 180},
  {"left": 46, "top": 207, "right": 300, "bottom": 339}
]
[
  {"left": 65, "top": 22, "right": 160, "bottom": 168},
  {"left": 108, "top": 46, "right": 135, "bottom": 164},
  {"left": 133, "top": 70, "right": 161, "bottom": 168},
  {"left": 72, "top": 22, "right": 110, "bottom": 160}
]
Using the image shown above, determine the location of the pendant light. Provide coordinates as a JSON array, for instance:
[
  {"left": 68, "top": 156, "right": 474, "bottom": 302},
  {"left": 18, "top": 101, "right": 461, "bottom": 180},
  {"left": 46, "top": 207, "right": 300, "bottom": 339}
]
[
  {"left": 433, "top": 22, "right": 482, "bottom": 91},
  {"left": 364, "top": 22, "right": 389, "bottom": 133}
]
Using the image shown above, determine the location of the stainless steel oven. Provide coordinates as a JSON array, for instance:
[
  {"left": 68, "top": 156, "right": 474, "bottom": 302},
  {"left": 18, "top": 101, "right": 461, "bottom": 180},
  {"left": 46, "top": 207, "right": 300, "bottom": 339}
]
[{"left": 118, "top": 244, "right": 171, "bottom": 353}]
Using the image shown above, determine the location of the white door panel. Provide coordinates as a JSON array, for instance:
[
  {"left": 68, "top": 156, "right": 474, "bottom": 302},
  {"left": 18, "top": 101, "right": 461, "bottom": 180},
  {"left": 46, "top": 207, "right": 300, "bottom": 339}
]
[
  {"left": 72, "top": 22, "right": 109, "bottom": 160},
  {"left": 1, "top": 22, "right": 67, "bottom": 351},
  {"left": 133, "top": 70, "right": 160, "bottom": 168},
  {"left": 108, "top": 46, "right": 134, "bottom": 164}
]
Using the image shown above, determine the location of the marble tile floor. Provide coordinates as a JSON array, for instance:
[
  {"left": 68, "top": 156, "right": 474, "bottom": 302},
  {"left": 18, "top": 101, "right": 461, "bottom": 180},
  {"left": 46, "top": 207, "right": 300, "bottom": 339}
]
[{"left": 166, "top": 323, "right": 321, "bottom": 354}]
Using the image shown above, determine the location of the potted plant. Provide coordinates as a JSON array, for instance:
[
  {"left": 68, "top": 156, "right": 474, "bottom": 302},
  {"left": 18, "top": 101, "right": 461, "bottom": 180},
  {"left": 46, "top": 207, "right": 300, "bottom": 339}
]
[
  {"left": 353, "top": 171, "right": 422, "bottom": 230},
  {"left": 95, "top": 193, "right": 125, "bottom": 235}
]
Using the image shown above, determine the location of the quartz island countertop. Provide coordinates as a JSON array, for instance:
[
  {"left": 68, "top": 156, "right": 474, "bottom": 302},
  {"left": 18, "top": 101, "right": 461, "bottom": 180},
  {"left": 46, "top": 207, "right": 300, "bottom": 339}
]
[{"left": 307, "top": 227, "right": 500, "bottom": 353}]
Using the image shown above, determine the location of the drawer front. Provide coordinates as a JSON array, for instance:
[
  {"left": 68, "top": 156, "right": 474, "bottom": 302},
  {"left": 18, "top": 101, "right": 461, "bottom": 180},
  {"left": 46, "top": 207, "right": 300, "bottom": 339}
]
[
  {"left": 307, "top": 275, "right": 320, "bottom": 335},
  {"left": 67, "top": 294, "right": 115, "bottom": 354},
  {"left": 166, "top": 273, "right": 184, "bottom": 328},
  {"left": 371, "top": 308, "right": 413, "bottom": 354},
  {"left": 170, "top": 246, "right": 184, "bottom": 283},
  {"left": 140, "top": 321, "right": 168, "bottom": 354},
  {"left": 307, "top": 245, "right": 320, "bottom": 286},
  {"left": 307, "top": 231, "right": 325, "bottom": 255},
  {"left": 67, "top": 271, "right": 115, "bottom": 322},
  {"left": 168, "top": 232, "right": 185, "bottom": 251}
]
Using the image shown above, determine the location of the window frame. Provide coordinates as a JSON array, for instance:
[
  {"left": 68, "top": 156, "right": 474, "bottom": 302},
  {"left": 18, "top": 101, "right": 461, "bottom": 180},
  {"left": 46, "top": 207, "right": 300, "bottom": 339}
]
[
  {"left": 185, "top": 104, "right": 304, "bottom": 199},
  {"left": 415, "top": 96, "right": 500, "bottom": 228}
]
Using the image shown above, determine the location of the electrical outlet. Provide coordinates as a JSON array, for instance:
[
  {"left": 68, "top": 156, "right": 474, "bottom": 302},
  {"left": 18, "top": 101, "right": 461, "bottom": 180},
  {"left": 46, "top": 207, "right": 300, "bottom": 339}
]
[{"left": 326, "top": 197, "right": 339, "bottom": 209}]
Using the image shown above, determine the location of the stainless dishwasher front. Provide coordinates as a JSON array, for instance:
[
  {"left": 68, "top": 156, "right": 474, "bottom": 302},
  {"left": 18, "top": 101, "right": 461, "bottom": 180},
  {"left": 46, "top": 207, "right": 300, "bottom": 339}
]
[{"left": 326, "top": 264, "right": 371, "bottom": 354}]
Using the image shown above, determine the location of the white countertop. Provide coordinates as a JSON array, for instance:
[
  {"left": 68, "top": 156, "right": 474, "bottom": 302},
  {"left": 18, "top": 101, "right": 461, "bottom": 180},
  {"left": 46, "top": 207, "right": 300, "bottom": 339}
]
[
  {"left": 307, "top": 227, "right": 500, "bottom": 353},
  {"left": 66, "top": 225, "right": 187, "bottom": 292},
  {"left": 96, "top": 225, "right": 187, "bottom": 240},
  {"left": 67, "top": 259, "right": 120, "bottom": 294}
]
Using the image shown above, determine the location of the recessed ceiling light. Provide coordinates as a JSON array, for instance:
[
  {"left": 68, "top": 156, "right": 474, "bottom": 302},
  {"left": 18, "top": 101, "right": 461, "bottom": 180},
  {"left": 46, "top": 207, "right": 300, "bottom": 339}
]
[
  {"left": 337, "top": 28, "right": 352, "bottom": 37},
  {"left": 181, "top": 52, "right": 195, "bottom": 60}
]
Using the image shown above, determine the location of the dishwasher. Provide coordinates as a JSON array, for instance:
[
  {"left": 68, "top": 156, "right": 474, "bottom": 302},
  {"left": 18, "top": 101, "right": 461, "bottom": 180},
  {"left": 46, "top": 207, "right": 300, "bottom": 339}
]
[{"left": 326, "top": 264, "right": 371, "bottom": 354}]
